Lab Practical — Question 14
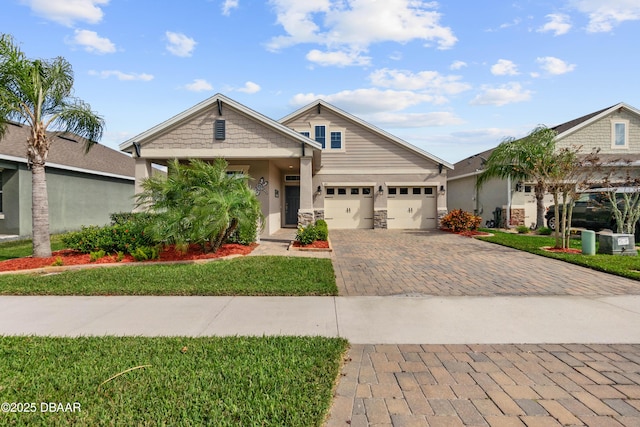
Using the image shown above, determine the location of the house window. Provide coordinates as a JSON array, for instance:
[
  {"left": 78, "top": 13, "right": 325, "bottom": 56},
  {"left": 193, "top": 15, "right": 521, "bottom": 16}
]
[
  {"left": 612, "top": 120, "right": 629, "bottom": 148},
  {"left": 300, "top": 131, "right": 310, "bottom": 138},
  {"left": 330, "top": 132, "right": 342, "bottom": 149},
  {"left": 315, "top": 126, "right": 326, "bottom": 149}
]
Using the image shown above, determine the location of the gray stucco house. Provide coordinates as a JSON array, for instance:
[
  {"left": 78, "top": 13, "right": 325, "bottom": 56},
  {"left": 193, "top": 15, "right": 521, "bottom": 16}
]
[
  {"left": 0, "top": 121, "right": 135, "bottom": 236},
  {"left": 120, "top": 94, "right": 452, "bottom": 237},
  {"left": 448, "top": 102, "right": 640, "bottom": 228}
]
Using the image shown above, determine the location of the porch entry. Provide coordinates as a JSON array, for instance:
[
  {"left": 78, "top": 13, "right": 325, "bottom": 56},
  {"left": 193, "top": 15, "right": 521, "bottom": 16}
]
[{"left": 285, "top": 185, "right": 300, "bottom": 226}]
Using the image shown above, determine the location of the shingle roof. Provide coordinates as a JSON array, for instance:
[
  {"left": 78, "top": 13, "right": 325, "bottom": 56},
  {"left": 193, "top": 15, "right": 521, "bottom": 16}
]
[
  {"left": 448, "top": 147, "right": 495, "bottom": 179},
  {"left": 0, "top": 121, "right": 134, "bottom": 179},
  {"left": 551, "top": 105, "right": 615, "bottom": 135}
]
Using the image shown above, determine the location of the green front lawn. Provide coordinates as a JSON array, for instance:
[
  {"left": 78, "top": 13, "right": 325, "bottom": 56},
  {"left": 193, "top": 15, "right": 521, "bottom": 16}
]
[
  {"left": 0, "top": 256, "right": 337, "bottom": 296},
  {"left": 478, "top": 230, "right": 640, "bottom": 281},
  {"left": 0, "top": 336, "right": 348, "bottom": 426},
  {"left": 0, "top": 235, "right": 66, "bottom": 261}
]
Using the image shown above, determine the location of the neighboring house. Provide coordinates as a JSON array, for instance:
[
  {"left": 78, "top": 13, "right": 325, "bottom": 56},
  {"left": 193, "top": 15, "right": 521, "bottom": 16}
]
[
  {"left": 0, "top": 121, "right": 135, "bottom": 236},
  {"left": 448, "top": 102, "right": 640, "bottom": 228},
  {"left": 119, "top": 93, "right": 452, "bottom": 237}
]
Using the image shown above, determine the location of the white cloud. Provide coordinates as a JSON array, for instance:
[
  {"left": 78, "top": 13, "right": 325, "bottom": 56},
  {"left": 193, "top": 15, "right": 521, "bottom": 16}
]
[
  {"left": 367, "top": 111, "right": 465, "bottom": 128},
  {"left": 470, "top": 83, "right": 533, "bottom": 106},
  {"left": 222, "top": 0, "right": 239, "bottom": 15},
  {"left": 450, "top": 60, "right": 467, "bottom": 70},
  {"left": 290, "top": 88, "right": 438, "bottom": 114},
  {"left": 490, "top": 59, "right": 519, "bottom": 76},
  {"left": 570, "top": 0, "right": 640, "bottom": 32},
  {"left": 237, "top": 81, "right": 261, "bottom": 94},
  {"left": 88, "top": 70, "right": 154, "bottom": 81},
  {"left": 369, "top": 69, "right": 470, "bottom": 96},
  {"left": 538, "top": 13, "right": 572, "bottom": 36},
  {"left": 69, "top": 29, "right": 115, "bottom": 54},
  {"left": 267, "top": 0, "right": 457, "bottom": 66},
  {"left": 184, "top": 79, "right": 213, "bottom": 92},
  {"left": 165, "top": 31, "right": 196, "bottom": 57},
  {"left": 536, "top": 56, "right": 576, "bottom": 75},
  {"left": 306, "top": 49, "right": 371, "bottom": 67},
  {"left": 21, "top": 0, "right": 108, "bottom": 26}
]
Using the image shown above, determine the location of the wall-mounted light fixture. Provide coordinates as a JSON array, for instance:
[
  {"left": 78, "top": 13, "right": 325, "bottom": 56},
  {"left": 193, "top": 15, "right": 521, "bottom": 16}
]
[
  {"left": 378, "top": 185, "right": 384, "bottom": 195},
  {"left": 515, "top": 182, "right": 523, "bottom": 192},
  {"left": 439, "top": 185, "right": 446, "bottom": 193},
  {"left": 438, "top": 163, "right": 443, "bottom": 174},
  {"left": 316, "top": 185, "right": 322, "bottom": 194}
]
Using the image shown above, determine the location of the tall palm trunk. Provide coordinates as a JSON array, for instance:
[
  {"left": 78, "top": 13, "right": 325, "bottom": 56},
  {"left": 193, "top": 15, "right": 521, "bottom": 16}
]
[{"left": 31, "top": 162, "right": 51, "bottom": 257}]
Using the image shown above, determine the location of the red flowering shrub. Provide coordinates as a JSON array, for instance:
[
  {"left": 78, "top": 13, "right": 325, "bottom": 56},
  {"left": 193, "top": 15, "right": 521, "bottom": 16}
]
[{"left": 440, "top": 209, "right": 482, "bottom": 232}]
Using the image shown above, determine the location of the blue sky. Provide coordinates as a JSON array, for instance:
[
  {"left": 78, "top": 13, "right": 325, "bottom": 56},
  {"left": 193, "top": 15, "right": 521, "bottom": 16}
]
[{"left": 1, "top": 0, "right": 639, "bottom": 163}]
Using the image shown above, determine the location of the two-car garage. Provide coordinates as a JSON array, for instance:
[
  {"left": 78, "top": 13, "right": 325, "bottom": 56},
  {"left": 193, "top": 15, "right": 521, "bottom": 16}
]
[{"left": 323, "top": 184, "right": 438, "bottom": 230}]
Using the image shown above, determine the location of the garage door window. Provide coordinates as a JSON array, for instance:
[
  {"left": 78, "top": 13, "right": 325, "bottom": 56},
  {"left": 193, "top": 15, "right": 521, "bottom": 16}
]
[
  {"left": 388, "top": 188, "right": 397, "bottom": 195},
  {"left": 326, "top": 188, "right": 335, "bottom": 195},
  {"left": 425, "top": 188, "right": 433, "bottom": 195},
  {"left": 338, "top": 188, "right": 347, "bottom": 195},
  {"left": 400, "top": 188, "right": 409, "bottom": 195},
  {"left": 350, "top": 188, "right": 359, "bottom": 195},
  {"left": 412, "top": 188, "right": 421, "bottom": 195},
  {"left": 363, "top": 188, "right": 371, "bottom": 195}
]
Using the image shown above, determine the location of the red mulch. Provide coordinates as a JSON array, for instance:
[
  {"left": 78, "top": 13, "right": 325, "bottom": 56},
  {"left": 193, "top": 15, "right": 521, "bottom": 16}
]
[
  {"left": 291, "top": 240, "right": 330, "bottom": 249},
  {"left": 0, "top": 243, "right": 256, "bottom": 273},
  {"left": 441, "top": 228, "right": 491, "bottom": 238},
  {"left": 542, "top": 246, "right": 582, "bottom": 254}
]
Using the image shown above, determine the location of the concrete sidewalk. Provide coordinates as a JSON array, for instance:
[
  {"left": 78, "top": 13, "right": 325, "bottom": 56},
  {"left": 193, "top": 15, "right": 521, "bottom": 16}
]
[{"left": 2, "top": 295, "right": 640, "bottom": 343}]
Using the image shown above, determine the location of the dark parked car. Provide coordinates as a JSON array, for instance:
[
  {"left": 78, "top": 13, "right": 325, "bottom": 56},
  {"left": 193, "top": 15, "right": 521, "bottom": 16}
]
[{"left": 545, "top": 189, "right": 640, "bottom": 238}]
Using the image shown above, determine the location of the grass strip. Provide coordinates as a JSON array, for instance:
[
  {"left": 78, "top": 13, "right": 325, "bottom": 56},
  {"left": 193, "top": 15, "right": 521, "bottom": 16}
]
[
  {"left": 478, "top": 230, "right": 640, "bottom": 281},
  {"left": 0, "top": 336, "right": 348, "bottom": 426},
  {"left": 0, "top": 236, "right": 66, "bottom": 262},
  {"left": 0, "top": 256, "right": 338, "bottom": 296}
]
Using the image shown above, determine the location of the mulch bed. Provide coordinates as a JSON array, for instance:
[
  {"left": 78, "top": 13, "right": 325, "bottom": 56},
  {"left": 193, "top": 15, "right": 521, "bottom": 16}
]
[
  {"left": 0, "top": 243, "right": 256, "bottom": 273},
  {"left": 291, "top": 240, "right": 330, "bottom": 249},
  {"left": 542, "top": 246, "right": 582, "bottom": 254}
]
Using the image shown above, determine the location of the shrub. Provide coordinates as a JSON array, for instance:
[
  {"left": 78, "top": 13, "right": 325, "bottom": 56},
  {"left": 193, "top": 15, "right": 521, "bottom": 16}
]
[
  {"left": 440, "top": 209, "right": 482, "bottom": 232},
  {"left": 227, "top": 209, "right": 261, "bottom": 246},
  {"left": 61, "top": 221, "right": 155, "bottom": 254},
  {"left": 296, "top": 223, "right": 318, "bottom": 246},
  {"left": 537, "top": 227, "right": 552, "bottom": 235},
  {"left": 131, "top": 246, "right": 159, "bottom": 262},
  {"left": 516, "top": 225, "right": 530, "bottom": 234},
  {"left": 51, "top": 257, "right": 64, "bottom": 267},
  {"left": 89, "top": 250, "right": 106, "bottom": 262},
  {"left": 110, "top": 212, "right": 155, "bottom": 226},
  {"left": 315, "top": 220, "right": 329, "bottom": 241}
]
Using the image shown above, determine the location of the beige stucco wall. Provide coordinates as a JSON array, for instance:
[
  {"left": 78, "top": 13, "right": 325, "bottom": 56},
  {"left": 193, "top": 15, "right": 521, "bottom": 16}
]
[{"left": 448, "top": 175, "right": 510, "bottom": 226}]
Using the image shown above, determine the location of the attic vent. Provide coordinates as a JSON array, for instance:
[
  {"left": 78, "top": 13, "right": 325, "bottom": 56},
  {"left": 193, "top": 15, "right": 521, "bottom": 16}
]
[{"left": 214, "top": 120, "right": 225, "bottom": 141}]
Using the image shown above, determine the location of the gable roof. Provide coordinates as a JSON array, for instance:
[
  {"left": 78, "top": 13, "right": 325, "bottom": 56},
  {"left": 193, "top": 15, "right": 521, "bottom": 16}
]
[
  {"left": 119, "top": 93, "right": 323, "bottom": 152},
  {"left": 0, "top": 121, "right": 134, "bottom": 180},
  {"left": 552, "top": 102, "right": 640, "bottom": 139},
  {"left": 280, "top": 99, "right": 454, "bottom": 170},
  {"left": 450, "top": 102, "right": 640, "bottom": 180}
]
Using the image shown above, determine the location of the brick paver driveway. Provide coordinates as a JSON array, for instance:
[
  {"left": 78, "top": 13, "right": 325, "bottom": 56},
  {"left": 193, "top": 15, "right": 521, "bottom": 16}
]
[
  {"left": 330, "top": 229, "right": 640, "bottom": 296},
  {"left": 327, "top": 229, "right": 640, "bottom": 426}
]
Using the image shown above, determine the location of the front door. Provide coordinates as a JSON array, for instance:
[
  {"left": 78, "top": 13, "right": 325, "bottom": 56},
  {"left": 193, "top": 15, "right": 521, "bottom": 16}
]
[{"left": 285, "top": 186, "right": 300, "bottom": 226}]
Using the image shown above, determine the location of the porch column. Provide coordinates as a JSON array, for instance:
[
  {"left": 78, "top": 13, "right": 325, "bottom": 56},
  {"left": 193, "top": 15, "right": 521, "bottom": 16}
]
[
  {"left": 298, "top": 156, "right": 314, "bottom": 225},
  {"left": 133, "top": 158, "right": 152, "bottom": 212}
]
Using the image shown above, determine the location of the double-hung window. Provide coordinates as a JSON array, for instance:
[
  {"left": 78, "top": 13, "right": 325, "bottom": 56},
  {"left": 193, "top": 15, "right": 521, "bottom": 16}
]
[
  {"left": 330, "top": 131, "right": 342, "bottom": 149},
  {"left": 314, "top": 126, "right": 326, "bottom": 149}
]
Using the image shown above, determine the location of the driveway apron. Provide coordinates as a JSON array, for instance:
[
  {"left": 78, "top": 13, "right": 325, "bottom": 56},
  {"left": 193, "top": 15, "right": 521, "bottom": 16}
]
[{"left": 330, "top": 229, "right": 640, "bottom": 296}]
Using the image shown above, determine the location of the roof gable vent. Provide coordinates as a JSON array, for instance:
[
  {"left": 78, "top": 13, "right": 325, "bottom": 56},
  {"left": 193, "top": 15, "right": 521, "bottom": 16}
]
[{"left": 214, "top": 120, "right": 225, "bottom": 141}]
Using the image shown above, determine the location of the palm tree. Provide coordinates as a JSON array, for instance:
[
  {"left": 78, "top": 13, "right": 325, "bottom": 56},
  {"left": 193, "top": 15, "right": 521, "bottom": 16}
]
[
  {"left": 137, "top": 158, "right": 263, "bottom": 253},
  {"left": 477, "top": 126, "right": 557, "bottom": 229},
  {"left": 0, "top": 34, "right": 104, "bottom": 257}
]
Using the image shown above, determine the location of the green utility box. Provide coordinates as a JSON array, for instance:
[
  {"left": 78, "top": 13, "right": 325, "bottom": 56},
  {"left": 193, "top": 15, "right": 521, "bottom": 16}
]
[{"left": 597, "top": 233, "right": 637, "bottom": 256}]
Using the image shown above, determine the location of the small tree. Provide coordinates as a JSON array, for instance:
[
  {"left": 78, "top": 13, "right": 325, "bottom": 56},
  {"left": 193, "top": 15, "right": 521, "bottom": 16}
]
[
  {"left": 136, "top": 158, "right": 263, "bottom": 253},
  {"left": 597, "top": 162, "right": 640, "bottom": 235}
]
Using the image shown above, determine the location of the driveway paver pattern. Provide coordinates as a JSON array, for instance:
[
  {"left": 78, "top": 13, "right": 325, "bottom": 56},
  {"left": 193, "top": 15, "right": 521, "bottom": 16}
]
[
  {"left": 330, "top": 229, "right": 640, "bottom": 296},
  {"left": 327, "top": 343, "right": 640, "bottom": 427}
]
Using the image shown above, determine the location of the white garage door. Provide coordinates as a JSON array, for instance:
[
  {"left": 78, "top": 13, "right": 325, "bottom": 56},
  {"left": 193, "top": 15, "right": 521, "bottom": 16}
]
[
  {"left": 387, "top": 186, "right": 437, "bottom": 229},
  {"left": 324, "top": 187, "right": 374, "bottom": 229}
]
